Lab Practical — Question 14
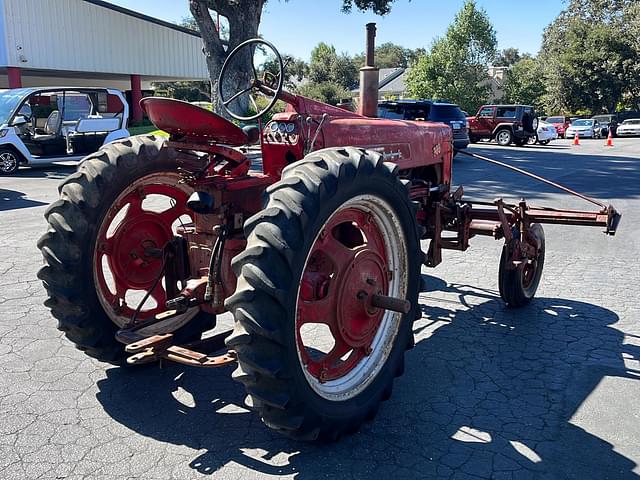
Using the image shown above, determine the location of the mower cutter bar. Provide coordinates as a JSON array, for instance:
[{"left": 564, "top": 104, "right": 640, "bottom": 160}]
[{"left": 453, "top": 149, "right": 621, "bottom": 235}]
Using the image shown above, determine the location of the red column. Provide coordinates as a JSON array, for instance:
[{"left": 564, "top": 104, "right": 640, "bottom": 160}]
[
  {"left": 130, "top": 74, "right": 143, "bottom": 124},
  {"left": 7, "top": 67, "right": 22, "bottom": 88}
]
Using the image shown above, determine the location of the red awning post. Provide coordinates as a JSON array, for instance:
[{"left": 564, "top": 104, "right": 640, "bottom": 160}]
[
  {"left": 130, "top": 74, "right": 143, "bottom": 124},
  {"left": 7, "top": 67, "right": 22, "bottom": 88}
]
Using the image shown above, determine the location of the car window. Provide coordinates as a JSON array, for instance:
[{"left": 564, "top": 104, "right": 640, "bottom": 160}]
[
  {"left": 622, "top": 119, "right": 640, "bottom": 124},
  {"left": 430, "top": 105, "right": 465, "bottom": 121},
  {"left": 546, "top": 116, "right": 563, "bottom": 123},
  {"left": 378, "top": 105, "right": 405, "bottom": 120},
  {"left": 478, "top": 107, "right": 494, "bottom": 117},
  {"left": 496, "top": 107, "right": 517, "bottom": 118},
  {"left": 405, "top": 106, "right": 429, "bottom": 120},
  {"left": 572, "top": 119, "right": 593, "bottom": 126},
  {"left": 379, "top": 104, "right": 431, "bottom": 121}
]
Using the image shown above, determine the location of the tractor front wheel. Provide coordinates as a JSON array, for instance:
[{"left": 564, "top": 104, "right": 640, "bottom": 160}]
[
  {"left": 226, "top": 147, "right": 421, "bottom": 441},
  {"left": 498, "top": 224, "right": 545, "bottom": 307},
  {"left": 37, "top": 135, "right": 215, "bottom": 363}
]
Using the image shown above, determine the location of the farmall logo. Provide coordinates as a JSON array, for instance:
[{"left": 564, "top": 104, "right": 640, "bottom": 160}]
[{"left": 369, "top": 145, "right": 407, "bottom": 161}]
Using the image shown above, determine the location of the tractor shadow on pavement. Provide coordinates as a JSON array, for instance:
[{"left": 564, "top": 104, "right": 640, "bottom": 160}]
[
  {"left": 14, "top": 164, "right": 76, "bottom": 179},
  {"left": 0, "top": 188, "right": 47, "bottom": 211},
  {"left": 95, "top": 276, "right": 640, "bottom": 479}
]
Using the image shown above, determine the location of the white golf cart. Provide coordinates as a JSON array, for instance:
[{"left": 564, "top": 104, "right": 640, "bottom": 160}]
[{"left": 0, "top": 87, "right": 130, "bottom": 174}]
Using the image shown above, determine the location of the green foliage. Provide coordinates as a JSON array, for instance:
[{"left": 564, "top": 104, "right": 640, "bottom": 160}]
[
  {"left": 296, "top": 82, "right": 350, "bottom": 106},
  {"left": 262, "top": 54, "right": 308, "bottom": 90},
  {"left": 503, "top": 58, "right": 546, "bottom": 111},
  {"left": 352, "top": 43, "right": 424, "bottom": 69},
  {"left": 341, "top": 0, "right": 399, "bottom": 15},
  {"left": 540, "top": 0, "right": 640, "bottom": 114},
  {"left": 300, "top": 42, "right": 357, "bottom": 104},
  {"left": 151, "top": 81, "right": 211, "bottom": 102},
  {"left": 494, "top": 48, "right": 522, "bottom": 67},
  {"left": 405, "top": 0, "right": 497, "bottom": 113},
  {"left": 307, "top": 43, "right": 359, "bottom": 89}
]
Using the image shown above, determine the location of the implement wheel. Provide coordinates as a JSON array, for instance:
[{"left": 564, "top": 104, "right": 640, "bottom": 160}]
[
  {"left": 37, "top": 135, "right": 214, "bottom": 363},
  {"left": 498, "top": 223, "right": 545, "bottom": 307},
  {"left": 226, "top": 147, "right": 421, "bottom": 441}
]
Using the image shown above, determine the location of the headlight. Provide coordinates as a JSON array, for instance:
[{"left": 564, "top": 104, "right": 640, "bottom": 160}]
[{"left": 0, "top": 129, "right": 8, "bottom": 138}]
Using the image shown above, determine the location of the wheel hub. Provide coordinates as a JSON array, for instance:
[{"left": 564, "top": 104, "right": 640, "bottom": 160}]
[
  {"left": 337, "top": 250, "right": 387, "bottom": 348},
  {"left": 93, "top": 175, "right": 191, "bottom": 324},
  {"left": 109, "top": 214, "right": 172, "bottom": 290}
]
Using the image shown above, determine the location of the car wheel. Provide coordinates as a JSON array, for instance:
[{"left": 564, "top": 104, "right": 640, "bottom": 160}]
[
  {"left": 0, "top": 148, "right": 20, "bottom": 175},
  {"left": 539, "top": 139, "right": 550, "bottom": 145},
  {"left": 527, "top": 135, "right": 538, "bottom": 145},
  {"left": 496, "top": 129, "right": 512, "bottom": 146}
]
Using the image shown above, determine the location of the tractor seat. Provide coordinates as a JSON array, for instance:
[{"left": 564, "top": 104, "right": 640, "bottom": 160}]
[
  {"left": 33, "top": 110, "right": 62, "bottom": 142},
  {"left": 140, "top": 97, "right": 249, "bottom": 146}
]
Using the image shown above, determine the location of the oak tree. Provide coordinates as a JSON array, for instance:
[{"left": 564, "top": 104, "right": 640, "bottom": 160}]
[{"left": 189, "top": 0, "right": 399, "bottom": 115}]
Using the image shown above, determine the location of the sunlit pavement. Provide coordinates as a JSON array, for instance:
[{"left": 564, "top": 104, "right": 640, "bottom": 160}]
[{"left": 1, "top": 137, "right": 639, "bottom": 479}]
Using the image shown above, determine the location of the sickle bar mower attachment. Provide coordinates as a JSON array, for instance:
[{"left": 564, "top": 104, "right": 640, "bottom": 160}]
[{"left": 423, "top": 150, "right": 621, "bottom": 269}]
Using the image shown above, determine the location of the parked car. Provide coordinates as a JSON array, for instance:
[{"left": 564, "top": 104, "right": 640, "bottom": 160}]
[
  {"left": 378, "top": 99, "right": 470, "bottom": 150},
  {"left": 591, "top": 114, "right": 617, "bottom": 137},
  {"left": 615, "top": 118, "right": 640, "bottom": 137},
  {"left": 527, "top": 120, "right": 558, "bottom": 145},
  {"left": 467, "top": 104, "right": 537, "bottom": 146},
  {"left": 565, "top": 119, "right": 601, "bottom": 139},
  {"left": 545, "top": 115, "right": 571, "bottom": 138},
  {"left": 0, "top": 87, "right": 130, "bottom": 175}
]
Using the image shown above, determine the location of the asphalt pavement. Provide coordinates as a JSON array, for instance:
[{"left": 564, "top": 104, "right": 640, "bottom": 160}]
[{"left": 1, "top": 137, "right": 639, "bottom": 479}]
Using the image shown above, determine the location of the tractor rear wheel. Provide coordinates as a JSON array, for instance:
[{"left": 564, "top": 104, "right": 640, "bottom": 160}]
[
  {"left": 37, "top": 135, "right": 215, "bottom": 364},
  {"left": 226, "top": 147, "right": 421, "bottom": 441},
  {"left": 498, "top": 224, "right": 545, "bottom": 307}
]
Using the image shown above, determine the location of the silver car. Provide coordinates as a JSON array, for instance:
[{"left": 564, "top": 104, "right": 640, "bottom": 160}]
[
  {"left": 565, "top": 119, "right": 601, "bottom": 139},
  {"left": 616, "top": 119, "right": 640, "bottom": 137}
]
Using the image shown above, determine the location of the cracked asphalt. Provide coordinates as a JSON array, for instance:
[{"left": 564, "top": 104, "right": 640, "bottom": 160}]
[{"left": 1, "top": 137, "right": 639, "bottom": 479}]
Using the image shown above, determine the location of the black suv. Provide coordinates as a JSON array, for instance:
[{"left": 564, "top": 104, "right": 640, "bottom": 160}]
[{"left": 378, "top": 100, "right": 470, "bottom": 150}]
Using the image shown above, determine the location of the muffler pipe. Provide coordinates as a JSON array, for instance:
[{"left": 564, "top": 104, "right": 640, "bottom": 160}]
[{"left": 358, "top": 22, "right": 379, "bottom": 118}]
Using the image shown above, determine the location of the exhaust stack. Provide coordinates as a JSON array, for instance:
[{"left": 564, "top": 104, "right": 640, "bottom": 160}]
[{"left": 358, "top": 23, "right": 379, "bottom": 118}]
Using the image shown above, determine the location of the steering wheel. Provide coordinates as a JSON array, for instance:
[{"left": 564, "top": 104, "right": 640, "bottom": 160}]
[{"left": 218, "top": 38, "right": 284, "bottom": 122}]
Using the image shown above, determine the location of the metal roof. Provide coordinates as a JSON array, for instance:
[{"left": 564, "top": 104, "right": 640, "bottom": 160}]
[{"left": 83, "top": 0, "right": 200, "bottom": 37}]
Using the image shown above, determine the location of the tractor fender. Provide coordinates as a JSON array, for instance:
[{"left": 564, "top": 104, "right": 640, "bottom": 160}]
[{"left": 0, "top": 129, "right": 32, "bottom": 164}]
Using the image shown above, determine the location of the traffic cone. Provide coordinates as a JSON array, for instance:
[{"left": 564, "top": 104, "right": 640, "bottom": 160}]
[
  {"left": 605, "top": 130, "right": 613, "bottom": 147},
  {"left": 573, "top": 132, "right": 580, "bottom": 145}
]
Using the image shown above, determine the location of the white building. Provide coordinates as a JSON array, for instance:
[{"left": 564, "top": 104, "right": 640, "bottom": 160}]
[{"left": 0, "top": 0, "right": 209, "bottom": 121}]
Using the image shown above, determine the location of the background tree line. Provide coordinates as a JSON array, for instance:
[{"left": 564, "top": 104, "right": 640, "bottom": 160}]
[{"left": 169, "top": 0, "right": 639, "bottom": 117}]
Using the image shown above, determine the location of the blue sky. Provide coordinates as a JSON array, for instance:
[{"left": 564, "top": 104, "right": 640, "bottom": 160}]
[{"left": 109, "top": 0, "right": 565, "bottom": 59}]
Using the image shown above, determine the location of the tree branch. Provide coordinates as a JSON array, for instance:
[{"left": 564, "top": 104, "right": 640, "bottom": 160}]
[{"left": 189, "top": 0, "right": 224, "bottom": 59}]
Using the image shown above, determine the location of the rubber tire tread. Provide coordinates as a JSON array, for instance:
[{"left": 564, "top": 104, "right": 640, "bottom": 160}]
[
  {"left": 498, "top": 224, "right": 546, "bottom": 307},
  {"left": 37, "top": 135, "right": 214, "bottom": 364},
  {"left": 225, "top": 147, "right": 421, "bottom": 441}
]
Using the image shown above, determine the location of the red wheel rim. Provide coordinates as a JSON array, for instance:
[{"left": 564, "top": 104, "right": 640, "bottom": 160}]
[
  {"left": 295, "top": 195, "right": 408, "bottom": 399},
  {"left": 94, "top": 173, "right": 191, "bottom": 326}
]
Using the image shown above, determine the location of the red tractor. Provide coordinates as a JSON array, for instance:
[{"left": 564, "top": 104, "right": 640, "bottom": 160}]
[{"left": 37, "top": 25, "right": 620, "bottom": 441}]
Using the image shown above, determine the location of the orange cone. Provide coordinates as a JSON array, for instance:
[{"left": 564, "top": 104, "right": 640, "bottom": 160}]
[
  {"left": 605, "top": 130, "right": 613, "bottom": 147},
  {"left": 573, "top": 132, "right": 580, "bottom": 145}
]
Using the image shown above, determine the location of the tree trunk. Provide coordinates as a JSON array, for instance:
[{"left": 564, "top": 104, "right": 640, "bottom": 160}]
[{"left": 189, "top": 0, "right": 264, "bottom": 117}]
